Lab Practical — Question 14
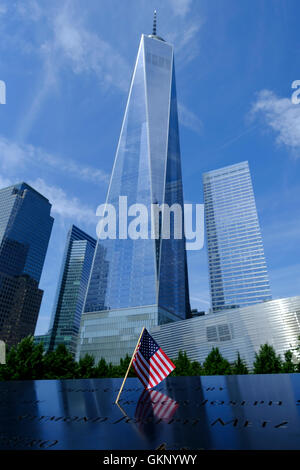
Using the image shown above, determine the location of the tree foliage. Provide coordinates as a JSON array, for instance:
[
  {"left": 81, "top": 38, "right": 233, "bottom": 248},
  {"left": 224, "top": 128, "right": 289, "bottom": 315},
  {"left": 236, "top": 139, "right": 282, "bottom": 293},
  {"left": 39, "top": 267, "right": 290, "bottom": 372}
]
[
  {"left": 43, "top": 344, "right": 78, "bottom": 379},
  {"left": 77, "top": 353, "right": 96, "bottom": 379},
  {"left": 0, "top": 336, "right": 299, "bottom": 381},
  {"left": 0, "top": 336, "right": 44, "bottom": 380},
  {"left": 171, "top": 351, "right": 202, "bottom": 376},
  {"left": 253, "top": 344, "right": 282, "bottom": 374},
  {"left": 231, "top": 352, "right": 249, "bottom": 375},
  {"left": 281, "top": 350, "right": 296, "bottom": 373},
  {"left": 202, "top": 347, "right": 232, "bottom": 375},
  {"left": 94, "top": 358, "right": 109, "bottom": 378}
]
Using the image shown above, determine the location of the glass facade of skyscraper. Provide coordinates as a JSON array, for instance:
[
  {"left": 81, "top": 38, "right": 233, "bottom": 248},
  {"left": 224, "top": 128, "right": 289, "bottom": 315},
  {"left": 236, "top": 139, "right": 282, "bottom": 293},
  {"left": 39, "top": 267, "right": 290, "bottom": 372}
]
[
  {"left": 0, "top": 273, "right": 43, "bottom": 347},
  {"left": 48, "top": 225, "right": 96, "bottom": 355},
  {"left": 84, "top": 34, "right": 190, "bottom": 319},
  {"left": 203, "top": 161, "right": 271, "bottom": 312},
  {"left": 78, "top": 31, "right": 190, "bottom": 363},
  {"left": 0, "top": 182, "right": 53, "bottom": 347},
  {"left": 0, "top": 183, "right": 54, "bottom": 283}
]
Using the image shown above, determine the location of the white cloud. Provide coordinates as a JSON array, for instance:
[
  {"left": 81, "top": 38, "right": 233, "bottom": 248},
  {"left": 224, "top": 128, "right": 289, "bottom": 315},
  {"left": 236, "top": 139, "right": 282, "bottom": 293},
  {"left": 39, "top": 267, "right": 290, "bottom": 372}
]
[
  {"left": 29, "top": 177, "right": 97, "bottom": 225},
  {"left": 14, "top": 2, "right": 131, "bottom": 138},
  {"left": 177, "top": 22, "right": 201, "bottom": 49},
  {"left": 165, "top": 3, "right": 204, "bottom": 65},
  {"left": 51, "top": 7, "right": 131, "bottom": 92},
  {"left": 167, "top": 0, "right": 193, "bottom": 17},
  {"left": 0, "top": 136, "right": 109, "bottom": 185},
  {"left": 0, "top": 138, "right": 26, "bottom": 170},
  {"left": 250, "top": 89, "right": 300, "bottom": 156},
  {"left": 16, "top": 47, "right": 58, "bottom": 141},
  {"left": 178, "top": 102, "right": 202, "bottom": 134},
  {"left": 16, "top": 0, "right": 42, "bottom": 22},
  {"left": 33, "top": 146, "right": 109, "bottom": 185},
  {"left": 0, "top": 170, "right": 97, "bottom": 226}
]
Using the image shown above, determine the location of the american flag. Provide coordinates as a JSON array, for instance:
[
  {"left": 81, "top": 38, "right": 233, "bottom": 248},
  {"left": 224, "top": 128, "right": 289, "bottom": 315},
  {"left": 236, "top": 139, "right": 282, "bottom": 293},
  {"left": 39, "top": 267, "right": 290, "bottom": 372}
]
[
  {"left": 135, "top": 389, "right": 179, "bottom": 423},
  {"left": 132, "top": 328, "right": 175, "bottom": 389}
]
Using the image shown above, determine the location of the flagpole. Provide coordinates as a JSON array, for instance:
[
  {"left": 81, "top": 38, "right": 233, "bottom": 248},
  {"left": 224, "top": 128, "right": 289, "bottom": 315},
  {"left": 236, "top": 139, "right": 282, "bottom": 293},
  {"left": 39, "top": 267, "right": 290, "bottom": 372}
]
[
  {"left": 115, "top": 326, "right": 145, "bottom": 405},
  {"left": 116, "top": 400, "right": 148, "bottom": 442}
]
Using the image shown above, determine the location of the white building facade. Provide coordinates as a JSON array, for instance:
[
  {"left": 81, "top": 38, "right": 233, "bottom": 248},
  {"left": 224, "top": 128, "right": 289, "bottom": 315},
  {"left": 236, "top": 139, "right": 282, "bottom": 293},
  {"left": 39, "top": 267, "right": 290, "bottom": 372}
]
[{"left": 150, "top": 296, "right": 300, "bottom": 369}]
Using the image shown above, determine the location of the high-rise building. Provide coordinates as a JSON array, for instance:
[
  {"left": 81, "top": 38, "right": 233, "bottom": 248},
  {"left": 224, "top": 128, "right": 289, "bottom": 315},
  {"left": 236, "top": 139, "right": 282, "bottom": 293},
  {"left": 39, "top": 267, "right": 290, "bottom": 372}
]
[
  {"left": 0, "top": 273, "right": 43, "bottom": 347},
  {"left": 0, "top": 183, "right": 54, "bottom": 283},
  {"left": 77, "top": 17, "right": 190, "bottom": 364},
  {"left": 203, "top": 161, "right": 271, "bottom": 312},
  {"left": 45, "top": 225, "right": 96, "bottom": 355},
  {"left": 0, "top": 182, "right": 53, "bottom": 347}
]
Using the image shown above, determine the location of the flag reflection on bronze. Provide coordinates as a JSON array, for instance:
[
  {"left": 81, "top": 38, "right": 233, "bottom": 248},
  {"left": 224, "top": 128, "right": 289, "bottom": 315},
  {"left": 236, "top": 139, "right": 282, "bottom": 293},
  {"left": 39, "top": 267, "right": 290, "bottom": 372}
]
[{"left": 135, "top": 389, "right": 179, "bottom": 423}]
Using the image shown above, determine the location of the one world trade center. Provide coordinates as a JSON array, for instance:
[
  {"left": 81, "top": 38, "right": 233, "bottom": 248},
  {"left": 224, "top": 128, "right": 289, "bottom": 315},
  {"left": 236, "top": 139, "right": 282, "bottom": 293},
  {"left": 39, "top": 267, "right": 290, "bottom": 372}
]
[{"left": 77, "top": 14, "right": 191, "bottom": 364}]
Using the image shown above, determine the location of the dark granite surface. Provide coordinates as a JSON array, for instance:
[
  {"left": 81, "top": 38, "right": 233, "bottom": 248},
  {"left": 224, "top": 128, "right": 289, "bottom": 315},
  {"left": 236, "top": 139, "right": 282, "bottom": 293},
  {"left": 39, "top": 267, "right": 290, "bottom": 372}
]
[{"left": 0, "top": 374, "right": 300, "bottom": 450}]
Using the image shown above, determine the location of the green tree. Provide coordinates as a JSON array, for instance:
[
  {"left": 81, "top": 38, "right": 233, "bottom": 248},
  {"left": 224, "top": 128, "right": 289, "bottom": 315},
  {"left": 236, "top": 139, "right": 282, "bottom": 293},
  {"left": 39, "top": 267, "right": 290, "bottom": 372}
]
[
  {"left": 253, "top": 344, "right": 282, "bottom": 374},
  {"left": 107, "top": 362, "right": 119, "bottom": 378},
  {"left": 0, "top": 336, "right": 45, "bottom": 380},
  {"left": 171, "top": 351, "right": 202, "bottom": 376},
  {"left": 282, "top": 350, "right": 296, "bottom": 373},
  {"left": 189, "top": 359, "right": 203, "bottom": 376},
  {"left": 77, "top": 354, "right": 96, "bottom": 378},
  {"left": 202, "top": 347, "right": 231, "bottom": 375},
  {"left": 102, "top": 354, "right": 136, "bottom": 378},
  {"left": 119, "top": 354, "right": 136, "bottom": 378},
  {"left": 172, "top": 351, "right": 192, "bottom": 376},
  {"left": 231, "top": 352, "right": 248, "bottom": 375},
  {"left": 43, "top": 344, "right": 77, "bottom": 379},
  {"left": 94, "top": 358, "right": 109, "bottom": 378}
]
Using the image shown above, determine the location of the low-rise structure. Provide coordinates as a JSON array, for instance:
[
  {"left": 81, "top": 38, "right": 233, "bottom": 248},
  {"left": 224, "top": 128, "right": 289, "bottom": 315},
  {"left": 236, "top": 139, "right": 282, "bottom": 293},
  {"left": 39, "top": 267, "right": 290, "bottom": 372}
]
[{"left": 150, "top": 296, "right": 300, "bottom": 369}]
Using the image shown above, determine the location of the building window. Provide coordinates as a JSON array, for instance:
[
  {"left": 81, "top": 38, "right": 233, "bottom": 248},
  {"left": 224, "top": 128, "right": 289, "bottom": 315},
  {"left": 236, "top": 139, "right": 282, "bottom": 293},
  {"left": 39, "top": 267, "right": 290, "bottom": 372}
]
[
  {"left": 206, "top": 323, "right": 232, "bottom": 342},
  {"left": 206, "top": 326, "right": 218, "bottom": 342}
]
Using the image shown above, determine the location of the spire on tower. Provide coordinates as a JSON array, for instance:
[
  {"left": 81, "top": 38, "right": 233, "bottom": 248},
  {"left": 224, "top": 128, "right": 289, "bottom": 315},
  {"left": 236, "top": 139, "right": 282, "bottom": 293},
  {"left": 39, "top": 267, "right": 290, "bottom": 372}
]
[
  {"left": 152, "top": 10, "right": 157, "bottom": 36},
  {"left": 148, "top": 10, "right": 164, "bottom": 42}
]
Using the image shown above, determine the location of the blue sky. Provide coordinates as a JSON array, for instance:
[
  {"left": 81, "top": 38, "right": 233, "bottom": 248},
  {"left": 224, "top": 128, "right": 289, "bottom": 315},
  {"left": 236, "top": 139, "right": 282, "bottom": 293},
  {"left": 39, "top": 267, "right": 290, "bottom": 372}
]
[{"left": 0, "top": 0, "right": 299, "bottom": 335}]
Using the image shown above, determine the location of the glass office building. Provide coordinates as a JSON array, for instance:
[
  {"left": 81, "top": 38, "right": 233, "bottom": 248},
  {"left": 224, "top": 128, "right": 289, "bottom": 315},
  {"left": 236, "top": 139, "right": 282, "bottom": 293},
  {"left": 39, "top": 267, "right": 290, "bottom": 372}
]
[
  {"left": 0, "top": 273, "right": 43, "bottom": 348},
  {"left": 46, "top": 225, "right": 96, "bottom": 355},
  {"left": 203, "top": 161, "right": 271, "bottom": 312},
  {"left": 77, "top": 24, "right": 190, "bottom": 363},
  {"left": 0, "top": 183, "right": 54, "bottom": 283},
  {"left": 0, "top": 182, "right": 53, "bottom": 347}
]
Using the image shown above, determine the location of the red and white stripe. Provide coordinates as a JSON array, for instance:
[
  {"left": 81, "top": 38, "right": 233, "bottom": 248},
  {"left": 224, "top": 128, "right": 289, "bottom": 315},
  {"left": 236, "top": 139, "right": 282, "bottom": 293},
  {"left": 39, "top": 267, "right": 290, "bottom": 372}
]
[
  {"left": 148, "top": 390, "right": 179, "bottom": 421},
  {"left": 135, "top": 389, "right": 179, "bottom": 423},
  {"left": 133, "top": 347, "right": 175, "bottom": 389}
]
